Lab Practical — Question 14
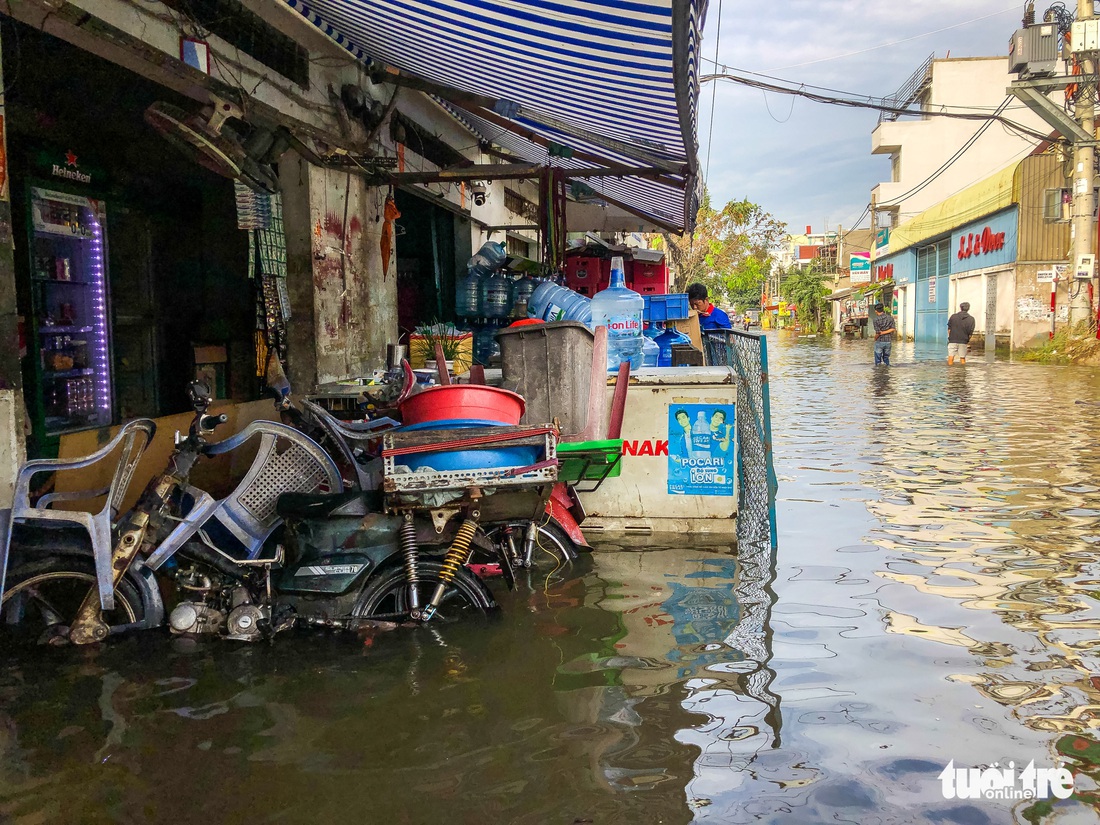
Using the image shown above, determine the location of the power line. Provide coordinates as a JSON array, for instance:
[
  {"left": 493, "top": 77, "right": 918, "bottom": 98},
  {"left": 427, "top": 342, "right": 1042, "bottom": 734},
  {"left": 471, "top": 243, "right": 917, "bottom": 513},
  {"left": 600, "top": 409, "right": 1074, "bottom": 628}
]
[
  {"left": 878, "top": 97, "right": 1011, "bottom": 207},
  {"left": 703, "top": 0, "right": 723, "bottom": 183},
  {"left": 699, "top": 70, "right": 1055, "bottom": 143}
]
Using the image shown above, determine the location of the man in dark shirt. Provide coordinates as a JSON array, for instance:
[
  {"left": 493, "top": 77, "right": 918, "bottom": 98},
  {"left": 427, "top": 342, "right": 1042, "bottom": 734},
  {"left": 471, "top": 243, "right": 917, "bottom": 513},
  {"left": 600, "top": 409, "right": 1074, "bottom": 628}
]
[
  {"left": 947, "top": 301, "right": 976, "bottom": 365},
  {"left": 687, "top": 283, "right": 733, "bottom": 330},
  {"left": 872, "top": 302, "right": 896, "bottom": 366}
]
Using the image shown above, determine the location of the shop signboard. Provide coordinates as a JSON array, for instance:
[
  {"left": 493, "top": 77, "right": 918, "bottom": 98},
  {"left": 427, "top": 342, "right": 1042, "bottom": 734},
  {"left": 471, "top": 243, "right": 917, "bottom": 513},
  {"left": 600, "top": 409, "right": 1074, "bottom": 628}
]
[
  {"left": 850, "top": 253, "right": 871, "bottom": 283},
  {"left": 668, "top": 404, "right": 735, "bottom": 497},
  {"left": 874, "top": 249, "right": 915, "bottom": 285},
  {"left": 951, "top": 207, "right": 1018, "bottom": 274}
]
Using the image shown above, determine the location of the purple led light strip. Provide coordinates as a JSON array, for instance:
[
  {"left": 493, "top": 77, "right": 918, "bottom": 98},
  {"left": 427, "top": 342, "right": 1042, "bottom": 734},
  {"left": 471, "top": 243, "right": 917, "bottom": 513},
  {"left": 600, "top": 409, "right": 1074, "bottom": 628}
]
[{"left": 87, "top": 209, "right": 110, "bottom": 416}]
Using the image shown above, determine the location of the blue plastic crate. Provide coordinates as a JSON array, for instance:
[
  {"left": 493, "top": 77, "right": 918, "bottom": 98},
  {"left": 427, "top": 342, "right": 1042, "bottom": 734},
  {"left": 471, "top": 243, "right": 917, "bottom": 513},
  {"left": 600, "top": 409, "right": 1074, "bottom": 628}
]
[{"left": 642, "top": 293, "right": 690, "bottom": 323}]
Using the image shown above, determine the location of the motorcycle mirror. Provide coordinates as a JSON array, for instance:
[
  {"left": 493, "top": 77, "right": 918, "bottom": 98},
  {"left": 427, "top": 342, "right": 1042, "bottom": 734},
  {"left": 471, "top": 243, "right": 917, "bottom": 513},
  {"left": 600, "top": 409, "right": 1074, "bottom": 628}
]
[{"left": 189, "top": 381, "right": 212, "bottom": 410}]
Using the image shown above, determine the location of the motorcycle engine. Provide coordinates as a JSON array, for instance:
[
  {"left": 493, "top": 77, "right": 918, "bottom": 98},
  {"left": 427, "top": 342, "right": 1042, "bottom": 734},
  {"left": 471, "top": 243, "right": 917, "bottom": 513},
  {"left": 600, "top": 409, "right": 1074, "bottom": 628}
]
[
  {"left": 226, "top": 604, "right": 266, "bottom": 641},
  {"left": 168, "top": 602, "right": 226, "bottom": 634}
]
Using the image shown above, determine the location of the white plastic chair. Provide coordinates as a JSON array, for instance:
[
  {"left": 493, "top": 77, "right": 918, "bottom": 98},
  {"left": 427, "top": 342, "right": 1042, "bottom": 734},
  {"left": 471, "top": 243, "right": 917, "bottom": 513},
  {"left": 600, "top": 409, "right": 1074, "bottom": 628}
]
[
  {"left": 194, "top": 421, "right": 343, "bottom": 561},
  {"left": 0, "top": 418, "right": 157, "bottom": 610}
]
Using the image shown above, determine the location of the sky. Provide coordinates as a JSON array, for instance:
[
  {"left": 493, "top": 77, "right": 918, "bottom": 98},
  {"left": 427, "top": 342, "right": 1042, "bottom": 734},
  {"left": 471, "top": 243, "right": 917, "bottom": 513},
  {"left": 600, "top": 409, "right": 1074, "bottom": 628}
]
[{"left": 698, "top": 1, "right": 1030, "bottom": 237}]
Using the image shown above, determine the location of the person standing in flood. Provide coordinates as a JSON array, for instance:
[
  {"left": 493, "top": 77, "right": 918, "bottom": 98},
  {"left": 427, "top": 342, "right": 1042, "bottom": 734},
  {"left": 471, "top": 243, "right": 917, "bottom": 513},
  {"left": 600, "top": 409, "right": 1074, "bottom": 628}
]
[
  {"left": 947, "top": 302, "right": 976, "bottom": 365},
  {"left": 872, "top": 303, "right": 896, "bottom": 366}
]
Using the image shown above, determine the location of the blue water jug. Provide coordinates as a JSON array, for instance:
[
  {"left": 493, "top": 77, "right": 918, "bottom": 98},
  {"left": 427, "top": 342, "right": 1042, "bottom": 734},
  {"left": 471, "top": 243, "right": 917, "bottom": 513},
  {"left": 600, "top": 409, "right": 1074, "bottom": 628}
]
[
  {"left": 456, "top": 269, "right": 481, "bottom": 317},
  {"left": 591, "top": 256, "right": 644, "bottom": 371},
  {"left": 642, "top": 335, "right": 659, "bottom": 367},
  {"left": 479, "top": 272, "right": 513, "bottom": 319},
  {"left": 655, "top": 325, "right": 691, "bottom": 367},
  {"left": 512, "top": 274, "right": 538, "bottom": 318},
  {"left": 528, "top": 281, "right": 592, "bottom": 326}
]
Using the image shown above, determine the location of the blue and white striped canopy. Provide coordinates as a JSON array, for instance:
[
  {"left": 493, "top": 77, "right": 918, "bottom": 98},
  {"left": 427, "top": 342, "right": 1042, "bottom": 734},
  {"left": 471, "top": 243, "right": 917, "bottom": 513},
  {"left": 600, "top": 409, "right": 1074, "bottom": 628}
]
[{"left": 282, "top": 0, "right": 707, "bottom": 231}]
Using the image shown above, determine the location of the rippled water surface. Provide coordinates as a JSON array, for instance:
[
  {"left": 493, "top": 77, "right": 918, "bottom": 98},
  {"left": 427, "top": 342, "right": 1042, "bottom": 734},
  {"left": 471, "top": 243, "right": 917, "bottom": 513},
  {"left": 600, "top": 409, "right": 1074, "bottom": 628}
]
[{"left": 5, "top": 334, "right": 1100, "bottom": 823}]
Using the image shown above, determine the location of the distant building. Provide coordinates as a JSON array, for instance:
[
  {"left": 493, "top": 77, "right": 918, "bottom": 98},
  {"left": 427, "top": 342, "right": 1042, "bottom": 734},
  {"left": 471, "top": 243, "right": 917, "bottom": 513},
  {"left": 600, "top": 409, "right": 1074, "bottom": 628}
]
[{"left": 871, "top": 55, "right": 1055, "bottom": 227}]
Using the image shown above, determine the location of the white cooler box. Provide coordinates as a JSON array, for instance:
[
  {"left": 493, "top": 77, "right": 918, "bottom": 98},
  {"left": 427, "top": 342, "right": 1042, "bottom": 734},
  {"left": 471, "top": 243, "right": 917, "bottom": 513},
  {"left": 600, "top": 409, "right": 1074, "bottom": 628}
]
[{"left": 580, "top": 367, "right": 737, "bottom": 537}]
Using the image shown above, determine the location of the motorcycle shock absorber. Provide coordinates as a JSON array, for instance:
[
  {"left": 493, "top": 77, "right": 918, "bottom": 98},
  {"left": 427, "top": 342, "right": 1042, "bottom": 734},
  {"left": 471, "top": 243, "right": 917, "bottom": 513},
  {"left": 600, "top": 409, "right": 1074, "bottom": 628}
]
[
  {"left": 523, "top": 520, "right": 538, "bottom": 568},
  {"left": 422, "top": 512, "right": 479, "bottom": 621},
  {"left": 399, "top": 512, "right": 422, "bottom": 617}
]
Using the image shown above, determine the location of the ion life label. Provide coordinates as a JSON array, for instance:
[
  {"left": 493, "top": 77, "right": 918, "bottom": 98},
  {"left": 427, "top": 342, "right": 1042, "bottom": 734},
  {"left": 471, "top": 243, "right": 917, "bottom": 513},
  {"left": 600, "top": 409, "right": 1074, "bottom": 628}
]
[{"left": 667, "top": 403, "right": 735, "bottom": 497}]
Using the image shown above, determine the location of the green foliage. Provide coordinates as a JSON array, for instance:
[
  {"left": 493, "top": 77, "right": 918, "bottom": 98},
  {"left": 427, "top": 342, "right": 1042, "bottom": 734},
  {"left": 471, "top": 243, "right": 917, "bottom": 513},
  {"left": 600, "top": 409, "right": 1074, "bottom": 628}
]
[
  {"left": 779, "top": 265, "right": 831, "bottom": 332},
  {"left": 666, "top": 192, "right": 786, "bottom": 308},
  {"left": 1017, "top": 321, "right": 1100, "bottom": 364}
]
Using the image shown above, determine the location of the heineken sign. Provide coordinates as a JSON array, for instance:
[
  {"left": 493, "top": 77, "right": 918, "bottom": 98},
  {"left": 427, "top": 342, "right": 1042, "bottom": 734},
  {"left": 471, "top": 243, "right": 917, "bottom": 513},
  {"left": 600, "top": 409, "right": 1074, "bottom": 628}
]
[
  {"left": 53, "top": 150, "right": 91, "bottom": 184},
  {"left": 33, "top": 148, "right": 99, "bottom": 186}
]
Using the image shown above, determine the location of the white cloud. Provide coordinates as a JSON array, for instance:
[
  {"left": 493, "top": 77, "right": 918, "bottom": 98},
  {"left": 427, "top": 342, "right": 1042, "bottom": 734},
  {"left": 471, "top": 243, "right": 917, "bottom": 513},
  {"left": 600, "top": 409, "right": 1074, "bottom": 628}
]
[{"left": 699, "top": 1, "right": 1025, "bottom": 232}]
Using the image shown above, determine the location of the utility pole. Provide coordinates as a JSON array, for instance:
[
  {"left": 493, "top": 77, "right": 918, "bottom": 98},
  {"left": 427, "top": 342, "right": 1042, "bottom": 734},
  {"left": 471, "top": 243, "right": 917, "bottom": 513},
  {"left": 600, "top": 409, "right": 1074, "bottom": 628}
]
[{"left": 1071, "top": 0, "right": 1097, "bottom": 325}]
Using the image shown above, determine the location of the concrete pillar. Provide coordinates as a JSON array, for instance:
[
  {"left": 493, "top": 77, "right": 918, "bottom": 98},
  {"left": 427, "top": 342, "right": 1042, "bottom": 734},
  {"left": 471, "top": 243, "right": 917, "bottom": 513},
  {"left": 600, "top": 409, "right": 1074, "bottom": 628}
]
[{"left": 0, "top": 30, "right": 26, "bottom": 506}]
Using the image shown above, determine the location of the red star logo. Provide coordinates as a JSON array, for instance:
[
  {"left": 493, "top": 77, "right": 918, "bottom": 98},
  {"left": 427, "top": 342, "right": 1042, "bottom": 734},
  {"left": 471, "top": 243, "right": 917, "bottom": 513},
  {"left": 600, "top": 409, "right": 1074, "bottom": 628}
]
[{"left": 64, "top": 150, "right": 78, "bottom": 168}]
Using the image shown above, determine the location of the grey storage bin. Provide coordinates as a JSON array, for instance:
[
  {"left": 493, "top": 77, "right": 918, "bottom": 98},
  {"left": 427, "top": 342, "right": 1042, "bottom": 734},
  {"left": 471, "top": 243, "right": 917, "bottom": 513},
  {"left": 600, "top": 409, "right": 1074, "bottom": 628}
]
[{"left": 497, "top": 321, "right": 594, "bottom": 434}]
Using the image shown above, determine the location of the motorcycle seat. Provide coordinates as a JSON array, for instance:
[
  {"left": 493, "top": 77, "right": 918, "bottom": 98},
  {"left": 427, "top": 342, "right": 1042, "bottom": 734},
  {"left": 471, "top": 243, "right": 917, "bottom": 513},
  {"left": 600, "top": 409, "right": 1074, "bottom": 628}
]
[{"left": 276, "top": 490, "right": 384, "bottom": 519}]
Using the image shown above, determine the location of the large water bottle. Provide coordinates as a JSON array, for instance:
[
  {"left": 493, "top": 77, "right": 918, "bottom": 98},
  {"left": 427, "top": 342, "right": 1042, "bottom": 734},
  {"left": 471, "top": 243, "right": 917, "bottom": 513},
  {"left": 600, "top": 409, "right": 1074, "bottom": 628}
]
[
  {"left": 458, "top": 241, "right": 508, "bottom": 317},
  {"left": 528, "top": 281, "right": 592, "bottom": 326},
  {"left": 655, "top": 325, "right": 692, "bottom": 367},
  {"left": 591, "top": 256, "right": 644, "bottom": 370},
  {"left": 511, "top": 274, "right": 538, "bottom": 319},
  {"left": 473, "top": 324, "right": 499, "bottom": 366},
  {"left": 479, "top": 272, "right": 513, "bottom": 319},
  {"left": 456, "top": 269, "right": 481, "bottom": 317},
  {"left": 642, "top": 335, "right": 659, "bottom": 367},
  {"left": 476, "top": 240, "right": 508, "bottom": 271}
]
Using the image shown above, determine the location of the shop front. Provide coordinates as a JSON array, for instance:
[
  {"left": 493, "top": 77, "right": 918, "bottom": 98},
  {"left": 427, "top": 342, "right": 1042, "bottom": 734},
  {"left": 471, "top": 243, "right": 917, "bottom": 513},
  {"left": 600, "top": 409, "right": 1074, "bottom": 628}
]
[
  {"left": 6, "top": 23, "right": 255, "bottom": 457},
  {"left": 949, "top": 207, "right": 1018, "bottom": 351}
]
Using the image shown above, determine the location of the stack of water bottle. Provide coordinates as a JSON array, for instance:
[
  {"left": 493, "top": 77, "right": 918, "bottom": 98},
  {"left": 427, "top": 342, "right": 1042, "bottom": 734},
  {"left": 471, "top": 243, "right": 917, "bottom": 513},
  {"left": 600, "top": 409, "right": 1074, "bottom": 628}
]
[
  {"left": 457, "top": 245, "right": 687, "bottom": 370},
  {"left": 527, "top": 256, "right": 693, "bottom": 370},
  {"left": 456, "top": 241, "right": 542, "bottom": 365}
]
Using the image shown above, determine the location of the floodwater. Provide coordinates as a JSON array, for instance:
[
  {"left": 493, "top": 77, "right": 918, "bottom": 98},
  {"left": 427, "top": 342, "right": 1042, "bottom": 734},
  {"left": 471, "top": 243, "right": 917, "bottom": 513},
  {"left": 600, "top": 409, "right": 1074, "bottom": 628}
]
[{"left": 4, "top": 334, "right": 1100, "bottom": 823}]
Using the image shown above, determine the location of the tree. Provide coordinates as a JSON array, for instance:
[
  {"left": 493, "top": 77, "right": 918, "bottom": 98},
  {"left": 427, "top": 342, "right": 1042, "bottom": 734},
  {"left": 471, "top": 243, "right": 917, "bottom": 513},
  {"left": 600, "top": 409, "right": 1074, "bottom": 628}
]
[
  {"left": 778, "top": 264, "right": 830, "bottom": 332},
  {"left": 666, "top": 193, "right": 786, "bottom": 309}
]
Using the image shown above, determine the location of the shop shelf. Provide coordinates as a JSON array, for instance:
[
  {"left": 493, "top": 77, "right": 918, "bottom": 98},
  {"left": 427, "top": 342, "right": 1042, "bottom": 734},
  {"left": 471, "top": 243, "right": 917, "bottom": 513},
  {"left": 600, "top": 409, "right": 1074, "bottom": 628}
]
[
  {"left": 39, "top": 326, "right": 93, "bottom": 334},
  {"left": 642, "top": 293, "right": 690, "bottom": 323},
  {"left": 42, "top": 368, "right": 95, "bottom": 380}
]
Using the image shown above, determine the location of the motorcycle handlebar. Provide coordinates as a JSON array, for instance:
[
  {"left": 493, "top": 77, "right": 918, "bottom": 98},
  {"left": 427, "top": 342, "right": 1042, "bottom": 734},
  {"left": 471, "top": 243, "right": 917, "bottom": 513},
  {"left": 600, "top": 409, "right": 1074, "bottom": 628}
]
[{"left": 200, "top": 413, "right": 228, "bottom": 432}]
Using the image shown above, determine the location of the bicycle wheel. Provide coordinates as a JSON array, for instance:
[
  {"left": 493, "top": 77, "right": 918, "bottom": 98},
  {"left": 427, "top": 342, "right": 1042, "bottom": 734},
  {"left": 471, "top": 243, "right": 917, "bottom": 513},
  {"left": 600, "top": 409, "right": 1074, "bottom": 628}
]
[
  {"left": 352, "top": 559, "right": 497, "bottom": 623},
  {"left": 1, "top": 555, "right": 149, "bottom": 646}
]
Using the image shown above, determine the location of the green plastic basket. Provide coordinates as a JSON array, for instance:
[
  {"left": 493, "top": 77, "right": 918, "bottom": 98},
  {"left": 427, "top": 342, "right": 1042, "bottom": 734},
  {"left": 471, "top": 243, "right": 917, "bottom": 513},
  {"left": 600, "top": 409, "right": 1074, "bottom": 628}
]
[{"left": 558, "top": 439, "right": 623, "bottom": 488}]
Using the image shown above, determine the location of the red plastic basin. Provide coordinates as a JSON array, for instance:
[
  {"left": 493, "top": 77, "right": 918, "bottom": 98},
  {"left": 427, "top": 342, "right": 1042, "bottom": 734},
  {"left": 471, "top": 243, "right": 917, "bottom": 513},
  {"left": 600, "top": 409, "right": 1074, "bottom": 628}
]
[{"left": 399, "top": 385, "right": 526, "bottom": 426}]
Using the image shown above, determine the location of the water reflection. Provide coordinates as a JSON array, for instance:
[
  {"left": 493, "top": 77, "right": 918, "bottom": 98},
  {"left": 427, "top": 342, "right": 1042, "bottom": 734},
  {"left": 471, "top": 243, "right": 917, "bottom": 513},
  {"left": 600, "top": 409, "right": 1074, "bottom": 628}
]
[{"left": 6, "top": 333, "right": 1100, "bottom": 821}]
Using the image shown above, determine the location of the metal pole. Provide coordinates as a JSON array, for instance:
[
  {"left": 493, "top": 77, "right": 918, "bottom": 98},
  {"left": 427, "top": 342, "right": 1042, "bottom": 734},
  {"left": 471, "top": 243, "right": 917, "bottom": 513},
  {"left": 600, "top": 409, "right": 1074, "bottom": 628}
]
[{"left": 1070, "top": 0, "right": 1096, "bottom": 325}]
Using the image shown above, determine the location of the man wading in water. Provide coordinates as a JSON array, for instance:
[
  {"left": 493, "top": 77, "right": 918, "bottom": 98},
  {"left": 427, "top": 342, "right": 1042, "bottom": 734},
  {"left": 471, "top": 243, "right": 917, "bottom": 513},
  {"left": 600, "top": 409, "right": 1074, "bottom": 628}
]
[
  {"left": 872, "top": 303, "right": 896, "bottom": 366},
  {"left": 947, "top": 302, "right": 976, "bottom": 365}
]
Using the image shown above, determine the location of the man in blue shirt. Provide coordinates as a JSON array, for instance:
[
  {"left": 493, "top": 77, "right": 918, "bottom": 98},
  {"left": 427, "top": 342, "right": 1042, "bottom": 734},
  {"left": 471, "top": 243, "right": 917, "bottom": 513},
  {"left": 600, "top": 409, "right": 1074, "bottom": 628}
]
[{"left": 687, "top": 284, "right": 732, "bottom": 330}]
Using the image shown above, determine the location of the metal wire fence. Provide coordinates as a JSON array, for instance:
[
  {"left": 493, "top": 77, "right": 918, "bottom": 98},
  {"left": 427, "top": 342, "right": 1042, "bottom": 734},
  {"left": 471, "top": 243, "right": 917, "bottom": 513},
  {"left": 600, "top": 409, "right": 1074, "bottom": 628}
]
[{"left": 704, "top": 330, "right": 778, "bottom": 551}]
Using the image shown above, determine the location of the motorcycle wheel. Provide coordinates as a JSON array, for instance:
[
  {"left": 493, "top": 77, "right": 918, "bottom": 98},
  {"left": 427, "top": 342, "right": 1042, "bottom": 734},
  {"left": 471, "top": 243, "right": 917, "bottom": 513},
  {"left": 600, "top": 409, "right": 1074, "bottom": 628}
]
[
  {"left": 352, "top": 559, "right": 496, "bottom": 623},
  {"left": 483, "top": 519, "right": 579, "bottom": 576},
  {"left": 1, "top": 555, "right": 148, "bottom": 646}
]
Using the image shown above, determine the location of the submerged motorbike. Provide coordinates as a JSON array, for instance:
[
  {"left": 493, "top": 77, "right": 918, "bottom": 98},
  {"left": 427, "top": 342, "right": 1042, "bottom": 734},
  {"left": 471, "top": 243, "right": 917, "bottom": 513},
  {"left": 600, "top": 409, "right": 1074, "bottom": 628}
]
[{"left": 0, "top": 382, "right": 503, "bottom": 646}]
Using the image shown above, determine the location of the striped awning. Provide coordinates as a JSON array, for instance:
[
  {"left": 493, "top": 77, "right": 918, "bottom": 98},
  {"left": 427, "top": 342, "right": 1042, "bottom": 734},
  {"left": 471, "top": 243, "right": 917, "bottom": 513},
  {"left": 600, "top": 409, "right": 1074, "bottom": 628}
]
[{"left": 282, "top": 0, "right": 707, "bottom": 232}]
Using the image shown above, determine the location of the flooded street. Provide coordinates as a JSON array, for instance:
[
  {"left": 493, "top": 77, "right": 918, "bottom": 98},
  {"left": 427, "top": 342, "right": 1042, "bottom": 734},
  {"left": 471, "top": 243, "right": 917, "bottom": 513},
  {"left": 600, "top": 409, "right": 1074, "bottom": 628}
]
[{"left": 5, "top": 333, "right": 1100, "bottom": 823}]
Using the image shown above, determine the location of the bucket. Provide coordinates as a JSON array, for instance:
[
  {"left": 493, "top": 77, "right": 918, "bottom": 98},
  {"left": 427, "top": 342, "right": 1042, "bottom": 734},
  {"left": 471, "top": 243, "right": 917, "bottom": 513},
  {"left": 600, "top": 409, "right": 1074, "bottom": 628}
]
[{"left": 399, "top": 385, "right": 525, "bottom": 426}]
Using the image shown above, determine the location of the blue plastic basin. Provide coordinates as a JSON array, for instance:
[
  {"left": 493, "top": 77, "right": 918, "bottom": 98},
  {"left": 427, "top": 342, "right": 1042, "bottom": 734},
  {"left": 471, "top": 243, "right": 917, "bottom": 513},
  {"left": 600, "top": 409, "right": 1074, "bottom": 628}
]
[{"left": 394, "top": 419, "right": 540, "bottom": 472}]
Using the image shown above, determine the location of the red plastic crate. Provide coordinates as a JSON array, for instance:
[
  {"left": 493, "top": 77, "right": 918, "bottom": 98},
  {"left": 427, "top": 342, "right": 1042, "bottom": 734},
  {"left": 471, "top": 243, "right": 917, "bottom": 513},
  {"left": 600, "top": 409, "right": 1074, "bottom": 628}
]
[
  {"left": 629, "top": 260, "right": 669, "bottom": 295},
  {"left": 564, "top": 256, "right": 610, "bottom": 297}
]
